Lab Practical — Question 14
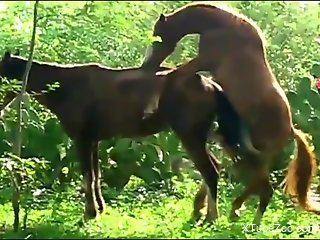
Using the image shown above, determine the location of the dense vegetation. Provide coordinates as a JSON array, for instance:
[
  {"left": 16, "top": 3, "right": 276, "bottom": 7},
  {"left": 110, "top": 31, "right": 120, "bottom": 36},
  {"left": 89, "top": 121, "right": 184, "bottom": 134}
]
[{"left": 0, "top": 1, "right": 319, "bottom": 238}]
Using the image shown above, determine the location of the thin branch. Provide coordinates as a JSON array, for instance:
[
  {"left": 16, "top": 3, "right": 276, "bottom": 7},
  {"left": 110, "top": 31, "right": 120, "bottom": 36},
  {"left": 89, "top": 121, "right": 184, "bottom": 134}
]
[
  {"left": 10, "top": 0, "right": 40, "bottom": 232},
  {"left": 13, "top": 0, "right": 40, "bottom": 156}
]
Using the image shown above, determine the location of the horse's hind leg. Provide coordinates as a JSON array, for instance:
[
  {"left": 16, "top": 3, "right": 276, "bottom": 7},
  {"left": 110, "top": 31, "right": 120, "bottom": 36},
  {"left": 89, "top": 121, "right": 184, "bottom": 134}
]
[
  {"left": 75, "top": 139, "right": 98, "bottom": 219},
  {"left": 229, "top": 165, "right": 273, "bottom": 225},
  {"left": 92, "top": 141, "right": 106, "bottom": 214},
  {"left": 253, "top": 174, "right": 273, "bottom": 225},
  {"left": 179, "top": 134, "right": 220, "bottom": 222}
]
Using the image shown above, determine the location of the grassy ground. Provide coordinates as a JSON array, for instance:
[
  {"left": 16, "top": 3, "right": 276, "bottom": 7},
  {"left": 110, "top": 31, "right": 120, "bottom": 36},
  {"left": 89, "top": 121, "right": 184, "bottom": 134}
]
[{"left": 1, "top": 176, "right": 320, "bottom": 239}]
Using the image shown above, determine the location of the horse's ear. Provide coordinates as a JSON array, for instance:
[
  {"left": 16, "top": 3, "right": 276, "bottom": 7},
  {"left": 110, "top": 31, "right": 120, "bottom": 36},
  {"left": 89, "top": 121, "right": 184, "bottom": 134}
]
[
  {"left": 159, "top": 13, "right": 167, "bottom": 22},
  {"left": 3, "top": 51, "right": 11, "bottom": 60}
]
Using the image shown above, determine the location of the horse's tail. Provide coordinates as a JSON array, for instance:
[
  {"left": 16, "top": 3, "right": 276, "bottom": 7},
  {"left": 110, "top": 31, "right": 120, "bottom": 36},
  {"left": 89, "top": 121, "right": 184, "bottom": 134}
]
[
  {"left": 214, "top": 88, "right": 242, "bottom": 148},
  {"left": 214, "top": 88, "right": 261, "bottom": 156},
  {"left": 167, "top": 56, "right": 261, "bottom": 156},
  {"left": 283, "top": 126, "right": 320, "bottom": 214}
]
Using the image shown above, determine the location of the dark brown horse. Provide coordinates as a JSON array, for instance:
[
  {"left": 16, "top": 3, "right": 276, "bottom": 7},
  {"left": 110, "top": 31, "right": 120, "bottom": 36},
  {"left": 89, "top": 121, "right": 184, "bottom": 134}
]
[
  {"left": 0, "top": 51, "right": 169, "bottom": 220},
  {"left": 141, "top": 65, "right": 248, "bottom": 222},
  {"left": 142, "top": 2, "right": 320, "bottom": 224},
  {"left": 0, "top": 50, "right": 245, "bottom": 221}
]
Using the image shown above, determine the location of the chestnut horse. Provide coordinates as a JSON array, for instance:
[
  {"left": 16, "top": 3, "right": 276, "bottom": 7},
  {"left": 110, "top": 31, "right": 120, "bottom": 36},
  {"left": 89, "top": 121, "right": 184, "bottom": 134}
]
[
  {"left": 142, "top": 2, "right": 261, "bottom": 158},
  {"left": 142, "top": 2, "right": 320, "bottom": 224},
  {"left": 0, "top": 50, "right": 245, "bottom": 221}
]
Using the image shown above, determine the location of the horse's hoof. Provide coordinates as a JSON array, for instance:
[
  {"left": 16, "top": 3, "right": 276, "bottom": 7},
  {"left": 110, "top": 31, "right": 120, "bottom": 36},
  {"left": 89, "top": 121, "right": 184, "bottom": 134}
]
[
  {"left": 252, "top": 219, "right": 261, "bottom": 226},
  {"left": 77, "top": 219, "right": 85, "bottom": 227},
  {"left": 204, "top": 217, "right": 217, "bottom": 224},
  {"left": 229, "top": 209, "right": 241, "bottom": 222},
  {"left": 203, "top": 212, "right": 218, "bottom": 224},
  {"left": 192, "top": 210, "right": 203, "bottom": 222},
  {"left": 98, "top": 207, "right": 106, "bottom": 214},
  {"left": 252, "top": 211, "right": 263, "bottom": 226},
  {"left": 200, "top": 217, "right": 217, "bottom": 228},
  {"left": 188, "top": 216, "right": 199, "bottom": 226},
  {"left": 84, "top": 207, "right": 98, "bottom": 221},
  {"left": 98, "top": 201, "right": 107, "bottom": 214}
]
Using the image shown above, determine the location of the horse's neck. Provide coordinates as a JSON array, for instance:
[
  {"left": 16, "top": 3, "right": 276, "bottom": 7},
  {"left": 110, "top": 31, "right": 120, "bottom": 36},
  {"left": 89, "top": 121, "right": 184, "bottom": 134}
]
[
  {"left": 27, "top": 63, "right": 66, "bottom": 93},
  {"left": 167, "top": 7, "right": 223, "bottom": 40},
  {"left": 168, "top": 15, "right": 202, "bottom": 41},
  {"left": 27, "top": 63, "right": 76, "bottom": 113}
]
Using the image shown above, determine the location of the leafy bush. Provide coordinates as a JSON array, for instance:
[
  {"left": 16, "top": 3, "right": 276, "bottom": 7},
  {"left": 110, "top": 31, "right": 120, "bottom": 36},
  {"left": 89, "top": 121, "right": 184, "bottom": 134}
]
[{"left": 0, "top": 2, "right": 319, "bottom": 195}]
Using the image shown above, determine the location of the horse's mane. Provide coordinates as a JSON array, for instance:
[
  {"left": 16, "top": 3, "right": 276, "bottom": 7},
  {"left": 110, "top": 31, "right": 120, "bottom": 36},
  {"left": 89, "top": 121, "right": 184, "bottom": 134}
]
[
  {"left": 165, "top": 2, "right": 268, "bottom": 49},
  {"left": 9, "top": 54, "right": 101, "bottom": 68},
  {"left": 7, "top": 54, "right": 140, "bottom": 72}
]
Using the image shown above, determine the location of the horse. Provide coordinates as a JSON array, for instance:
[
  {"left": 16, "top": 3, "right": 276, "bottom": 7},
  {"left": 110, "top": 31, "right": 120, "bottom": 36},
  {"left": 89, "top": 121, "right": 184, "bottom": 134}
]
[
  {"left": 0, "top": 50, "right": 170, "bottom": 220},
  {"left": 141, "top": 2, "right": 264, "bottom": 67},
  {"left": 141, "top": 2, "right": 320, "bottom": 225},
  {"left": 0, "top": 50, "right": 245, "bottom": 222},
  {"left": 142, "top": 2, "right": 261, "bottom": 158}
]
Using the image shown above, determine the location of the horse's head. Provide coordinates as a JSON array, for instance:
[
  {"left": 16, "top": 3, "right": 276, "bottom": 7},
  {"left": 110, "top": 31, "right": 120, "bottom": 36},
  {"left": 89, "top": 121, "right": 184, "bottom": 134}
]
[
  {"left": 141, "top": 13, "right": 178, "bottom": 70},
  {"left": 0, "top": 49, "right": 24, "bottom": 113},
  {"left": 153, "top": 13, "right": 178, "bottom": 46},
  {"left": 153, "top": 14, "right": 169, "bottom": 40},
  {"left": 0, "top": 49, "right": 23, "bottom": 80}
]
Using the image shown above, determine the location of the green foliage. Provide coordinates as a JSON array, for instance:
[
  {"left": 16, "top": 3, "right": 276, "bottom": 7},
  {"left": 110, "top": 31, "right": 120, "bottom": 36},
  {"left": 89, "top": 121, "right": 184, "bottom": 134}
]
[
  {"left": 1, "top": 177, "right": 320, "bottom": 238},
  {"left": 286, "top": 62, "right": 320, "bottom": 157},
  {"left": 233, "top": 1, "right": 320, "bottom": 90}
]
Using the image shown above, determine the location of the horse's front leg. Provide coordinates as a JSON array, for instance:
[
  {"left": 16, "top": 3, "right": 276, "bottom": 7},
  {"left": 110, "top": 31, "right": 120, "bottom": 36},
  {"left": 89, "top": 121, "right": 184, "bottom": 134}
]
[
  {"left": 178, "top": 132, "right": 220, "bottom": 223},
  {"left": 92, "top": 141, "right": 106, "bottom": 214},
  {"left": 75, "top": 139, "right": 98, "bottom": 220},
  {"left": 193, "top": 181, "right": 208, "bottom": 221}
]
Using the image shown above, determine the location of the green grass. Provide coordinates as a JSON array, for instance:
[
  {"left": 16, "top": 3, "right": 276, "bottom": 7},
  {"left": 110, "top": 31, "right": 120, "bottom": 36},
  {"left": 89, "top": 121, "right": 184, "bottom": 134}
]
[{"left": 1, "top": 176, "right": 320, "bottom": 239}]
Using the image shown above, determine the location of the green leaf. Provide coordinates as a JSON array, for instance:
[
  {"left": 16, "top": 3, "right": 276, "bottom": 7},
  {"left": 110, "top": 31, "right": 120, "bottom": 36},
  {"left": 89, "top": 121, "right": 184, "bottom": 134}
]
[
  {"left": 306, "top": 89, "right": 320, "bottom": 108},
  {"left": 299, "top": 102, "right": 312, "bottom": 119},
  {"left": 296, "top": 76, "right": 312, "bottom": 97},
  {"left": 135, "top": 167, "right": 161, "bottom": 184},
  {"left": 286, "top": 90, "right": 298, "bottom": 105},
  {"left": 311, "top": 63, "right": 320, "bottom": 77},
  {"left": 112, "top": 138, "right": 133, "bottom": 154},
  {"left": 141, "top": 144, "right": 162, "bottom": 164}
]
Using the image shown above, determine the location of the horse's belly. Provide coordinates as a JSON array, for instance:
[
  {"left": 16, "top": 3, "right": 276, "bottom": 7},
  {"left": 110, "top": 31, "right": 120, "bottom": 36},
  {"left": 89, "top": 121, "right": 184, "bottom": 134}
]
[
  {"left": 99, "top": 100, "right": 161, "bottom": 139},
  {"left": 249, "top": 98, "right": 292, "bottom": 151}
]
